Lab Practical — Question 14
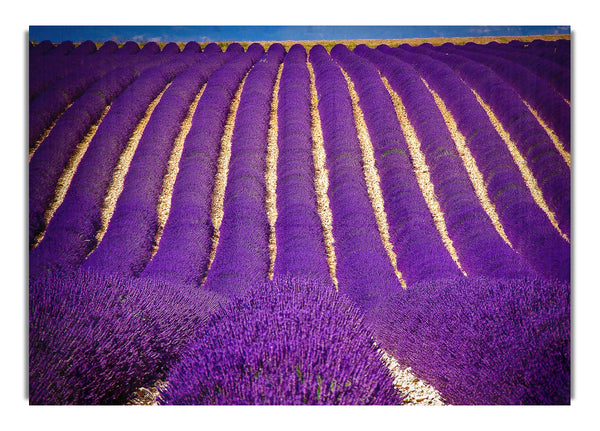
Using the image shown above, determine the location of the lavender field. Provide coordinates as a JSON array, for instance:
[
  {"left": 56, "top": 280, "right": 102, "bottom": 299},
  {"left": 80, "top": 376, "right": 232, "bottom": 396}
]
[{"left": 28, "top": 37, "right": 571, "bottom": 405}]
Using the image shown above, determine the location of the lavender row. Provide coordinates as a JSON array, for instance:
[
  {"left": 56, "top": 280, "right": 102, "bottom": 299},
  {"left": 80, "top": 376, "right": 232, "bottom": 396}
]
[
  {"left": 81, "top": 53, "right": 233, "bottom": 277},
  {"left": 416, "top": 44, "right": 571, "bottom": 238},
  {"left": 30, "top": 41, "right": 128, "bottom": 101},
  {"left": 271, "top": 44, "right": 331, "bottom": 283},
  {"left": 29, "top": 268, "right": 225, "bottom": 404},
  {"left": 331, "top": 44, "right": 464, "bottom": 284},
  {"left": 506, "top": 38, "right": 570, "bottom": 69},
  {"left": 355, "top": 45, "right": 534, "bottom": 280},
  {"left": 436, "top": 43, "right": 571, "bottom": 152},
  {"left": 308, "top": 45, "right": 403, "bottom": 311},
  {"left": 459, "top": 41, "right": 570, "bottom": 101},
  {"left": 370, "top": 276, "right": 570, "bottom": 404},
  {"left": 29, "top": 53, "right": 176, "bottom": 246},
  {"left": 162, "top": 277, "right": 402, "bottom": 405},
  {"left": 141, "top": 45, "right": 265, "bottom": 286},
  {"left": 29, "top": 54, "right": 202, "bottom": 278},
  {"left": 29, "top": 49, "right": 173, "bottom": 148},
  {"left": 202, "top": 44, "right": 286, "bottom": 296},
  {"left": 384, "top": 45, "right": 570, "bottom": 281}
]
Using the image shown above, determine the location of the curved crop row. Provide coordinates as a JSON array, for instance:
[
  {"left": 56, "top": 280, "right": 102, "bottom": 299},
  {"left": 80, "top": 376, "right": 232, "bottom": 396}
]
[
  {"left": 437, "top": 43, "right": 571, "bottom": 152},
  {"left": 271, "top": 44, "right": 331, "bottom": 283},
  {"left": 308, "top": 45, "right": 403, "bottom": 311},
  {"left": 82, "top": 54, "right": 233, "bottom": 277},
  {"left": 506, "top": 39, "right": 570, "bottom": 69},
  {"left": 202, "top": 44, "right": 286, "bottom": 296},
  {"left": 29, "top": 54, "right": 174, "bottom": 246},
  {"left": 462, "top": 41, "right": 570, "bottom": 101},
  {"left": 384, "top": 45, "right": 570, "bottom": 281},
  {"left": 29, "top": 49, "right": 176, "bottom": 149},
  {"left": 141, "top": 46, "right": 265, "bottom": 286},
  {"left": 356, "top": 45, "right": 534, "bottom": 280},
  {"left": 416, "top": 44, "right": 571, "bottom": 238},
  {"left": 331, "top": 44, "right": 463, "bottom": 284},
  {"left": 29, "top": 54, "right": 202, "bottom": 278}
]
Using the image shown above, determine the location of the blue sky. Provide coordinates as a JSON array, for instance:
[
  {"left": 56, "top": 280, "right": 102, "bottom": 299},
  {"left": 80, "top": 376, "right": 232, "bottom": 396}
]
[{"left": 29, "top": 25, "right": 570, "bottom": 44}]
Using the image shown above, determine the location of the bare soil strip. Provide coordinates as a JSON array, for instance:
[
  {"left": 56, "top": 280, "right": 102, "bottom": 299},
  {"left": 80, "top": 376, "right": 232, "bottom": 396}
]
[
  {"left": 521, "top": 99, "right": 571, "bottom": 168},
  {"left": 29, "top": 102, "right": 74, "bottom": 161},
  {"left": 150, "top": 83, "right": 207, "bottom": 260},
  {"left": 378, "top": 348, "right": 445, "bottom": 405},
  {"left": 472, "top": 90, "right": 569, "bottom": 243},
  {"left": 266, "top": 64, "right": 283, "bottom": 280},
  {"left": 382, "top": 77, "right": 469, "bottom": 274},
  {"left": 94, "top": 84, "right": 171, "bottom": 249},
  {"left": 205, "top": 73, "right": 248, "bottom": 277},
  {"left": 423, "top": 79, "right": 514, "bottom": 249},
  {"left": 30, "top": 105, "right": 112, "bottom": 250},
  {"left": 307, "top": 60, "right": 339, "bottom": 290},
  {"left": 342, "top": 70, "right": 407, "bottom": 289}
]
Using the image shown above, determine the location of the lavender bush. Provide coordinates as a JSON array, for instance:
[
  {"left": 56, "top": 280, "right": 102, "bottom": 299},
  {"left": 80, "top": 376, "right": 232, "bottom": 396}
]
[
  {"left": 29, "top": 268, "right": 225, "bottom": 404},
  {"left": 160, "top": 276, "right": 403, "bottom": 405},
  {"left": 369, "top": 276, "right": 570, "bottom": 404}
]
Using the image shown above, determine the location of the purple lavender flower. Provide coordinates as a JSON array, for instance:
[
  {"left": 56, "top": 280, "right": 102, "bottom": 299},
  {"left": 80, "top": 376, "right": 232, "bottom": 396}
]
[
  {"left": 160, "top": 276, "right": 403, "bottom": 405},
  {"left": 29, "top": 268, "right": 225, "bottom": 404},
  {"left": 369, "top": 276, "right": 570, "bottom": 404}
]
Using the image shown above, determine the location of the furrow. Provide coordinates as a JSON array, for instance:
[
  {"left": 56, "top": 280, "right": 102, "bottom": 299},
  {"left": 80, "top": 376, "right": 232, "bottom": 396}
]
[
  {"left": 307, "top": 60, "right": 339, "bottom": 290},
  {"left": 342, "top": 69, "right": 407, "bottom": 288},
  {"left": 382, "top": 76, "right": 469, "bottom": 273},
  {"left": 266, "top": 64, "right": 283, "bottom": 279}
]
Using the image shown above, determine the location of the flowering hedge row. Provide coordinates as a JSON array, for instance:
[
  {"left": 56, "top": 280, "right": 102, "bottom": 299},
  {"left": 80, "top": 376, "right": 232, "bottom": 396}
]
[
  {"left": 29, "top": 54, "right": 203, "bottom": 278},
  {"left": 271, "top": 44, "right": 331, "bottom": 282},
  {"left": 356, "top": 45, "right": 534, "bottom": 280},
  {"left": 82, "top": 54, "right": 233, "bottom": 277},
  {"left": 416, "top": 44, "right": 571, "bottom": 238},
  {"left": 309, "top": 45, "right": 403, "bottom": 311},
  {"left": 438, "top": 43, "right": 571, "bottom": 152},
  {"left": 203, "top": 44, "right": 286, "bottom": 296},
  {"left": 383, "top": 45, "right": 570, "bottom": 282},
  {"left": 29, "top": 53, "right": 175, "bottom": 246},
  {"left": 141, "top": 47, "right": 265, "bottom": 286},
  {"left": 460, "top": 41, "right": 570, "bottom": 101},
  {"left": 331, "top": 44, "right": 464, "bottom": 284},
  {"left": 29, "top": 46, "right": 178, "bottom": 148}
]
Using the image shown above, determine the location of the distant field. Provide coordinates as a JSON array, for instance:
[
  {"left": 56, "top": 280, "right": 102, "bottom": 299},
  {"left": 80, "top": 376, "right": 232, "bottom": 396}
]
[{"left": 31, "top": 33, "right": 571, "bottom": 51}]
